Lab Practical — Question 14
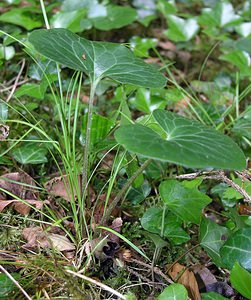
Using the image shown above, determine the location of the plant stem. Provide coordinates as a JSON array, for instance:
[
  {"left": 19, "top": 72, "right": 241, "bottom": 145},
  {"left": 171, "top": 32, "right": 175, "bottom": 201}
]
[
  {"left": 82, "top": 80, "right": 99, "bottom": 205},
  {"left": 40, "top": 0, "right": 50, "bottom": 29},
  {"left": 100, "top": 159, "right": 152, "bottom": 226}
]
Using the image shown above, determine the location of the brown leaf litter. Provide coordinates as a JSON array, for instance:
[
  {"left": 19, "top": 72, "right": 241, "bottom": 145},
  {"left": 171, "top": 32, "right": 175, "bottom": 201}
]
[{"left": 0, "top": 172, "right": 49, "bottom": 215}]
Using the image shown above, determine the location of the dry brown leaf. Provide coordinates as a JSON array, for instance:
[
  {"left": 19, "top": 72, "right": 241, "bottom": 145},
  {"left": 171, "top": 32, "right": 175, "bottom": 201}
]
[
  {"left": 14, "top": 199, "right": 49, "bottom": 215},
  {"left": 0, "top": 172, "right": 43, "bottom": 214},
  {"left": 22, "top": 227, "right": 50, "bottom": 249},
  {"left": 22, "top": 227, "right": 75, "bottom": 252},
  {"left": 109, "top": 217, "right": 123, "bottom": 243},
  {"left": 44, "top": 174, "right": 81, "bottom": 202},
  {"left": 0, "top": 200, "right": 13, "bottom": 211},
  {"left": 0, "top": 199, "right": 49, "bottom": 215},
  {"left": 47, "top": 234, "right": 75, "bottom": 251},
  {"left": 158, "top": 40, "right": 176, "bottom": 51},
  {"left": 168, "top": 263, "right": 201, "bottom": 300},
  {"left": 192, "top": 265, "right": 217, "bottom": 288},
  {"left": 0, "top": 124, "right": 9, "bottom": 140},
  {"left": 0, "top": 172, "right": 38, "bottom": 200}
]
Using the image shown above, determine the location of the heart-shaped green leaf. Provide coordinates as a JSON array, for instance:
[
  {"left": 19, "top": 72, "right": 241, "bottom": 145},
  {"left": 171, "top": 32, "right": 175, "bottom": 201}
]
[
  {"left": 12, "top": 143, "right": 48, "bottom": 164},
  {"left": 220, "top": 227, "right": 251, "bottom": 271},
  {"left": 165, "top": 15, "right": 199, "bottom": 42},
  {"left": 200, "top": 217, "right": 229, "bottom": 266},
  {"left": 114, "top": 109, "right": 246, "bottom": 170},
  {"left": 159, "top": 180, "right": 211, "bottom": 224},
  {"left": 230, "top": 262, "right": 251, "bottom": 299},
  {"left": 29, "top": 28, "right": 166, "bottom": 88},
  {"left": 141, "top": 207, "right": 190, "bottom": 244},
  {"left": 201, "top": 292, "right": 228, "bottom": 300},
  {"left": 91, "top": 5, "right": 137, "bottom": 30},
  {"left": 157, "top": 283, "right": 188, "bottom": 300}
]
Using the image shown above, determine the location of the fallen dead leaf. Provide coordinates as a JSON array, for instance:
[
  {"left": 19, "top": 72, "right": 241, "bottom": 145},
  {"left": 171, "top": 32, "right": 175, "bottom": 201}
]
[
  {"left": 0, "top": 124, "right": 9, "bottom": 140},
  {"left": 22, "top": 227, "right": 50, "bottom": 249},
  {"left": 239, "top": 203, "right": 251, "bottom": 216},
  {"left": 22, "top": 227, "right": 75, "bottom": 252},
  {"left": 0, "top": 172, "right": 43, "bottom": 214},
  {"left": 192, "top": 265, "right": 234, "bottom": 297},
  {"left": 44, "top": 174, "right": 81, "bottom": 202},
  {"left": 168, "top": 262, "right": 201, "bottom": 300},
  {"left": 158, "top": 40, "right": 176, "bottom": 51},
  {"left": 0, "top": 199, "right": 49, "bottom": 215},
  {"left": 0, "top": 172, "right": 38, "bottom": 199},
  {"left": 47, "top": 234, "right": 75, "bottom": 251}
]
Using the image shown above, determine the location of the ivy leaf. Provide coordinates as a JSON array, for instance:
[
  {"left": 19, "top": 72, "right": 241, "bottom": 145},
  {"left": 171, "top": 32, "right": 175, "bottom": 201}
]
[
  {"left": 0, "top": 8, "right": 42, "bottom": 30},
  {"left": 201, "top": 292, "right": 228, "bottom": 300},
  {"left": 91, "top": 5, "right": 137, "bottom": 30},
  {"left": 199, "top": 2, "right": 241, "bottom": 28},
  {"left": 230, "top": 262, "right": 251, "bottom": 299},
  {"left": 29, "top": 28, "right": 166, "bottom": 88},
  {"left": 141, "top": 207, "right": 190, "bottom": 244},
  {"left": 159, "top": 180, "right": 211, "bottom": 224},
  {"left": 12, "top": 144, "right": 48, "bottom": 164},
  {"left": 200, "top": 217, "right": 229, "bottom": 266},
  {"left": 165, "top": 15, "right": 199, "bottom": 42},
  {"left": 115, "top": 109, "right": 246, "bottom": 170},
  {"left": 220, "top": 227, "right": 251, "bottom": 271},
  {"left": 157, "top": 283, "right": 188, "bottom": 300}
]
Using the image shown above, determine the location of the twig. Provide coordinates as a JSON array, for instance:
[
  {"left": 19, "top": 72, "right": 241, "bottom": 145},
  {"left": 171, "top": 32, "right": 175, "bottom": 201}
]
[
  {"left": 100, "top": 159, "right": 152, "bottom": 226},
  {"left": 176, "top": 170, "right": 251, "bottom": 203},
  {"left": 125, "top": 265, "right": 152, "bottom": 284},
  {"left": 0, "top": 79, "right": 29, "bottom": 93},
  {"left": 165, "top": 244, "right": 200, "bottom": 274},
  {"left": 6, "top": 59, "right": 25, "bottom": 102},
  {"left": 0, "top": 265, "right": 32, "bottom": 300},
  {"left": 129, "top": 258, "right": 173, "bottom": 284},
  {"left": 66, "top": 269, "right": 126, "bottom": 299}
]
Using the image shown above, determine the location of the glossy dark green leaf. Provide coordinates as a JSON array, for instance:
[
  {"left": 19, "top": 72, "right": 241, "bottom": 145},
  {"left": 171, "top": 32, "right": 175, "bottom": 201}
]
[
  {"left": 199, "top": 2, "right": 241, "bottom": 28},
  {"left": 220, "top": 227, "right": 251, "bottom": 271},
  {"left": 141, "top": 207, "right": 190, "bottom": 244},
  {"left": 92, "top": 5, "right": 137, "bottom": 30},
  {"left": 201, "top": 292, "right": 228, "bottom": 300},
  {"left": 81, "top": 114, "right": 114, "bottom": 147},
  {"left": 29, "top": 28, "right": 166, "bottom": 88},
  {"left": 115, "top": 109, "right": 246, "bottom": 170},
  {"left": 0, "top": 8, "right": 42, "bottom": 30},
  {"left": 157, "top": 283, "right": 188, "bottom": 300},
  {"left": 160, "top": 180, "right": 211, "bottom": 224},
  {"left": 50, "top": 9, "right": 90, "bottom": 33},
  {"left": 200, "top": 217, "right": 229, "bottom": 266},
  {"left": 220, "top": 50, "right": 251, "bottom": 74},
  {"left": 165, "top": 15, "right": 199, "bottom": 42},
  {"left": 12, "top": 143, "right": 48, "bottom": 164},
  {"left": 230, "top": 262, "right": 251, "bottom": 299},
  {"left": 15, "top": 78, "right": 48, "bottom": 100}
]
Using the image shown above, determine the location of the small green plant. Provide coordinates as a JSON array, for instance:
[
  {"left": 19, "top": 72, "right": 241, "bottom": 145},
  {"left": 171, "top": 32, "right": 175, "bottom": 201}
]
[{"left": 1, "top": 0, "right": 251, "bottom": 298}]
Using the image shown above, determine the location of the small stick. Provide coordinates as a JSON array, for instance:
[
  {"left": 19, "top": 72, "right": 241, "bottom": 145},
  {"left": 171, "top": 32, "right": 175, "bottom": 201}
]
[
  {"left": 66, "top": 269, "right": 126, "bottom": 299},
  {"left": 129, "top": 258, "right": 173, "bottom": 284},
  {"left": 176, "top": 170, "right": 251, "bottom": 203},
  {"left": 165, "top": 244, "right": 200, "bottom": 274},
  {"left": 6, "top": 59, "right": 25, "bottom": 102},
  {"left": 100, "top": 159, "right": 152, "bottom": 225},
  {"left": 0, "top": 265, "right": 32, "bottom": 300}
]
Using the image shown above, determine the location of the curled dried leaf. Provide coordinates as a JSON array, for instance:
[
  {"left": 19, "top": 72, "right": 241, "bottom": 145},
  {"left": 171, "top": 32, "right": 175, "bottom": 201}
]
[
  {"left": 0, "top": 124, "right": 9, "bottom": 140},
  {"left": 168, "top": 263, "right": 201, "bottom": 300}
]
